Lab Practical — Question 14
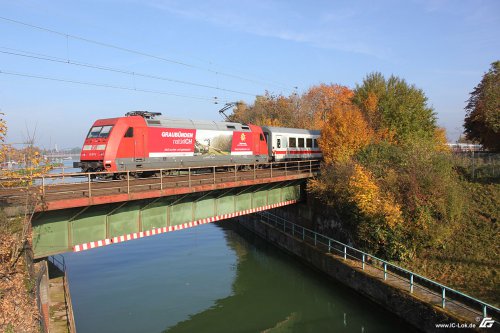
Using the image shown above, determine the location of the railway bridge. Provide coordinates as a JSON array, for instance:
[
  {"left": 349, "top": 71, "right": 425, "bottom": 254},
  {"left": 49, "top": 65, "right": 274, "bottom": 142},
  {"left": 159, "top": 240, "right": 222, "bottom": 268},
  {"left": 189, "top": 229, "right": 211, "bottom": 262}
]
[{"left": 0, "top": 160, "right": 320, "bottom": 258}]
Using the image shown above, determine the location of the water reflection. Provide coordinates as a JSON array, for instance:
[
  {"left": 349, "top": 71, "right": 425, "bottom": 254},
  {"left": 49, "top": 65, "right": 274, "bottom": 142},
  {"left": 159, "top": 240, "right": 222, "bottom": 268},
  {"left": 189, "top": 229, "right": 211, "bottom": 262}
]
[
  {"left": 164, "top": 221, "right": 409, "bottom": 333},
  {"left": 64, "top": 220, "right": 410, "bottom": 333}
]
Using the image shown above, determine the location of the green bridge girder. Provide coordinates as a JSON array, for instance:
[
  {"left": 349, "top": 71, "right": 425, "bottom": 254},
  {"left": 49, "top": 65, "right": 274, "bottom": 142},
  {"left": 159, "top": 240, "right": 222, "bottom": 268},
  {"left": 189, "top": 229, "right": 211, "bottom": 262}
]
[{"left": 32, "top": 180, "right": 304, "bottom": 258}]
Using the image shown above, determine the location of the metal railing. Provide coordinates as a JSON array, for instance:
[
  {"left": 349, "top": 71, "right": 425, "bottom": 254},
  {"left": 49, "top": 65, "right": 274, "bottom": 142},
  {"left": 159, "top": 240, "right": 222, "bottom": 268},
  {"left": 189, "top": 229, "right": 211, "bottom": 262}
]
[
  {"left": 255, "top": 211, "right": 500, "bottom": 322},
  {"left": 0, "top": 160, "right": 321, "bottom": 201},
  {"left": 48, "top": 255, "right": 77, "bottom": 333},
  {"left": 453, "top": 152, "right": 499, "bottom": 180},
  {"left": 35, "top": 263, "right": 48, "bottom": 333}
]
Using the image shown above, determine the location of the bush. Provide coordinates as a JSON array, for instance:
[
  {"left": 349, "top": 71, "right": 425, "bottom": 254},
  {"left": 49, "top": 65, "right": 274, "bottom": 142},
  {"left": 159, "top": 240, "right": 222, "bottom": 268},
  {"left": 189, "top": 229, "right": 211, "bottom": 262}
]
[
  {"left": 310, "top": 138, "right": 464, "bottom": 261},
  {"left": 357, "top": 139, "right": 463, "bottom": 256}
]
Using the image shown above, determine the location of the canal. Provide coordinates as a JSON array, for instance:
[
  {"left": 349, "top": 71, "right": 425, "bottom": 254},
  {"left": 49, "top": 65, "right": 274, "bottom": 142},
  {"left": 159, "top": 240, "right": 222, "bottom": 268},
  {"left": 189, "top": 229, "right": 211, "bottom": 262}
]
[{"left": 62, "top": 219, "right": 411, "bottom": 333}]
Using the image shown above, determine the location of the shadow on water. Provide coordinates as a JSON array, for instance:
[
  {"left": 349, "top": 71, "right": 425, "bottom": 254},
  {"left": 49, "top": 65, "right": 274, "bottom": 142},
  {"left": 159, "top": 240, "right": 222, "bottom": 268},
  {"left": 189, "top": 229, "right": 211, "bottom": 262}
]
[{"left": 164, "top": 220, "right": 411, "bottom": 333}]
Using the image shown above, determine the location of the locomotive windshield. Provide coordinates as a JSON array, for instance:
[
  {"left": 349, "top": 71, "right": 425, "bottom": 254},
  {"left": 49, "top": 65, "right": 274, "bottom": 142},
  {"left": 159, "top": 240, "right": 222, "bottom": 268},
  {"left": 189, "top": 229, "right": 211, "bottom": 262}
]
[{"left": 87, "top": 125, "right": 113, "bottom": 138}]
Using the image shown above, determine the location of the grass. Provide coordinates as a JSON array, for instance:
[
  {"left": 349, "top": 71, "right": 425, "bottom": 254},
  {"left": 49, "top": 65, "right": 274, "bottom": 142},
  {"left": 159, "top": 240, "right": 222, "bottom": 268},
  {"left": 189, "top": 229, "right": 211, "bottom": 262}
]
[{"left": 402, "top": 180, "right": 499, "bottom": 306}]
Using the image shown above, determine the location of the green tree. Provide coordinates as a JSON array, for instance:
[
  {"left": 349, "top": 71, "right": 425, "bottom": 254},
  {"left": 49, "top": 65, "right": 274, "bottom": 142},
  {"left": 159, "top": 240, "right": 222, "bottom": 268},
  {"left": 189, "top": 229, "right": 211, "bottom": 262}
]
[
  {"left": 354, "top": 72, "right": 437, "bottom": 143},
  {"left": 464, "top": 61, "right": 500, "bottom": 151}
]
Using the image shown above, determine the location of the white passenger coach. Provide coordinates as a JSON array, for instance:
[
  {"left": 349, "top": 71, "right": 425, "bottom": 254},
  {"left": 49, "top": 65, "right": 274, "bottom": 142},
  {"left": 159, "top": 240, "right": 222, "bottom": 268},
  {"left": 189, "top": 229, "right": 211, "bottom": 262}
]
[{"left": 261, "top": 126, "right": 322, "bottom": 161}]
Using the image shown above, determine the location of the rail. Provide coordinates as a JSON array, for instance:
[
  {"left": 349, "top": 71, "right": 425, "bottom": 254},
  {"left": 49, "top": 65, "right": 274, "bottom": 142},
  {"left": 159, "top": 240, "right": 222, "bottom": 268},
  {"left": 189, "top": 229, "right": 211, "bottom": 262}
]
[
  {"left": 48, "top": 255, "right": 77, "bottom": 333},
  {"left": 256, "top": 211, "right": 500, "bottom": 323},
  {"left": 35, "top": 259, "right": 48, "bottom": 333},
  {"left": 0, "top": 160, "right": 321, "bottom": 201}
]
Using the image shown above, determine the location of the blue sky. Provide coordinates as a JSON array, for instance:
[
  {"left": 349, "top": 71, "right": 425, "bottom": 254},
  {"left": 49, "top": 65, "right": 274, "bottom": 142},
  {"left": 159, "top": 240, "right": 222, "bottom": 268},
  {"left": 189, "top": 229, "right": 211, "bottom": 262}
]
[{"left": 1, "top": 0, "right": 498, "bottom": 148}]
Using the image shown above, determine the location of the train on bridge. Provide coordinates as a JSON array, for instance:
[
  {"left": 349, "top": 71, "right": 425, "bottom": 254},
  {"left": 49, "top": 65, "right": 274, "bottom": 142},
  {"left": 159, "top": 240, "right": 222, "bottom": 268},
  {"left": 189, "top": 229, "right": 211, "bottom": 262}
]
[{"left": 74, "top": 111, "right": 322, "bottom": 175}]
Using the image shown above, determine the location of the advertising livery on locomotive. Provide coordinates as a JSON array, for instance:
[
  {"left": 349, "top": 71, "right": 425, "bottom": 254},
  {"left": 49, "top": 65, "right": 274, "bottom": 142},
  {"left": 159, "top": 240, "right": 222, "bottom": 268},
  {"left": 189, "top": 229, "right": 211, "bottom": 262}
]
[{"left": 74, "top": 111, "right": 322, "bottom": 174}]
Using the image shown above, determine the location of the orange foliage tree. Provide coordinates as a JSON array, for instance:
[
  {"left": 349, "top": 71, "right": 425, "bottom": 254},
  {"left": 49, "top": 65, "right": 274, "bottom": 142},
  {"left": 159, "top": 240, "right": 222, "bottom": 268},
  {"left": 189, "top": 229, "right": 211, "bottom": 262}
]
[
  {"left": 229, "top": 84, "right": 357, "bottom": 131},
  {"left": 318, "top": 89, "right": 373, "bottom": 163},
  {"left": 0, "top": 113, "right": 7, "bottom": 163},
  {"left": 228, "top": 93, "right": 298, "bottom": 128},
  {"left": 309, "top": 75, "right": 460, "bottom": 260},
  {"left": 303, "top": 84, "right": 354, "bottom": 129},
  {"left": 230, "top": 78, "right": 460, "bottom": 260}
]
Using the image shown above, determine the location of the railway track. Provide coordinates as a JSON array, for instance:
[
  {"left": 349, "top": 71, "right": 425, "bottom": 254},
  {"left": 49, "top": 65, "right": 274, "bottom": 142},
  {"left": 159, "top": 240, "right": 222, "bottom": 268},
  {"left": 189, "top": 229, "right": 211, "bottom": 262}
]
[{"left": 0, "top": 160, "right": 321, "bottom": 208}]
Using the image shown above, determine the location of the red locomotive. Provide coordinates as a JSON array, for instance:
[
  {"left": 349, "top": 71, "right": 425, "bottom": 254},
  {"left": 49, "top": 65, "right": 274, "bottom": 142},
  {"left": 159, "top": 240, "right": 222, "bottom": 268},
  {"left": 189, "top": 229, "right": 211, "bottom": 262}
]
[{"left": 75, "top": 111, "right": 321, "bottom": 174}]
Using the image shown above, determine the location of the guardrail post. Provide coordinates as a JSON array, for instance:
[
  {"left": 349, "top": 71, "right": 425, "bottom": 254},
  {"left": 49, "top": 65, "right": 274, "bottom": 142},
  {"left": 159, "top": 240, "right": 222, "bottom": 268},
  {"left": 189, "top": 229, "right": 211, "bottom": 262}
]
[
  {"left": 254, "top": 163, "right": 256, "bottom": 180},
  {"left": 41, "top": 176, "right": 45, "bottom": 196},
  {"left": 283, "top": 220, "right": 286, "bottom": 233},
  {"left": 292, "top": 223, "right": 295, "bottom": 237},
  {"left": 343, "top": 246, "right": 347, "bottom": 260},
  {"left": 314, "top": 233, "right": 317, "bottom": 246},
  {"left": 410, "top": 274, "right": 414, "bottom": 293},
  {"left": 328, "top": 239, "right": 331, "bottom": 253},
  {"left": 160, "top": 169, "right": 163, "bottom": 190},
  {"left": 362, "top": 254, "right": 365, "bottom": 270},
  {"left": 213, "top": 166, "right": 216, "bottom": 184},
  {"left": 285, "top": 162, "right": 287, "bottom": 176},
  {"left": 483, "top": 305, "right": 487, "bottom": 318},
  {"left": 88, "top": 173, "right": 92, "bottom": 197},
  {"left": 189, "top": 168, "right": 192, "bottom": 187},
  {"left": 442, "top": 287, "right": 446, "bottom": 308},
  {"left": 270, "top": 162, "right": 273, "bottom": 178},
  {"left": 309, "top": 160, "right": 312, "bottom": 176},
  {"left": 234, "top": 165, "right": 237, "bottom": 181},
  {"left": 126, "top": 171, "right": 130, "bottom": 193},
  {"left": 384, "top": 263, "right": 387, "bottom": 280},
  {"left": 302, "top": 227, "right": 305, "bottom": 241}
]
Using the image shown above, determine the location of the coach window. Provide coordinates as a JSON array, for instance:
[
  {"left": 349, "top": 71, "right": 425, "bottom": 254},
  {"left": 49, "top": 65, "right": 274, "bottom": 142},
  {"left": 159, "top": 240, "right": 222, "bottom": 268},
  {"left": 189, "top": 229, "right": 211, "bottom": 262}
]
[
  {"left": 277, "top": 138, "right": 281, "bottom": 148},
  {"left": 313, "top": 139, "right": 318, "bottom": 148},
  {"left": 298, "top": 138, "right": 304, "bottom": 148},
  {"left": 306, "top": 138, "right": 312, "bottom": 148},
  {"left": 289, "top": 137, "right": 297, "bottom": 148},
  {"left": 124, "top": 127, "right": 134, "bottom": 138}
]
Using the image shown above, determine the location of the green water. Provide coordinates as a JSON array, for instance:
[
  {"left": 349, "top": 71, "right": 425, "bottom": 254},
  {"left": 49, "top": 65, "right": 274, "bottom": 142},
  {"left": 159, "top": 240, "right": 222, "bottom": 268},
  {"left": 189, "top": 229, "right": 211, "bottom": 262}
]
[{"left": 63, "top": 220, "right": 410, "bottom": 332}]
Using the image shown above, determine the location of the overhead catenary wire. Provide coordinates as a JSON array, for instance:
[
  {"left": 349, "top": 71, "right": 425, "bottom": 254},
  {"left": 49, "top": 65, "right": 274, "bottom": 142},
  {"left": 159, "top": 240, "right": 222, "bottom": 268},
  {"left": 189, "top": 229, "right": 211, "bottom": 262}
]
[
  {"left": 0, "top": 16, "right": 294, "bottom": 91},
  {"left": 0, "top": 47, "right": 258, "bottom": 97},
  {"left": 0, "top": 69, "right": 222, "bottom": 102}
]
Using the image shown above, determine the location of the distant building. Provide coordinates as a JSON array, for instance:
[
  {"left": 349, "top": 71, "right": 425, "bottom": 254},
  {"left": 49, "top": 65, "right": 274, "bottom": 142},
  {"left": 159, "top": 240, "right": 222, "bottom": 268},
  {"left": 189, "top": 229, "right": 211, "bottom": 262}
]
[{"left": 447, "top": 143, "right": 483, "bottom": 152}]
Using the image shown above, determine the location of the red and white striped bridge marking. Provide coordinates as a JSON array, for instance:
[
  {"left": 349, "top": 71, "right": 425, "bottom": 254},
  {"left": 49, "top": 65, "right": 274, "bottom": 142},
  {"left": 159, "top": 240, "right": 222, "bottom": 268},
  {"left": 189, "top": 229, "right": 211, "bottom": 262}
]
[{"left": 73, "top": 200, "right": 297, "bottom": 253}]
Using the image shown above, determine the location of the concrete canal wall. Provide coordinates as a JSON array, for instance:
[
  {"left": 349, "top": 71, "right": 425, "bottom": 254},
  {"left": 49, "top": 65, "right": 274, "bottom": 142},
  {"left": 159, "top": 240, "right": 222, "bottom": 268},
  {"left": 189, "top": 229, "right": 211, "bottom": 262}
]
[{"left": 236, "top": 215, "right": 479, "bottom": 333}]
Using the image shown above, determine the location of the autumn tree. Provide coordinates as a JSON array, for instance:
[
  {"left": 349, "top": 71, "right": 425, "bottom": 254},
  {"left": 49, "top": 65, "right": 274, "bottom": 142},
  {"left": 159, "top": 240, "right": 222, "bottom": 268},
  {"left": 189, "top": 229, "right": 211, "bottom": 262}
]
[
  {"left": 229, "top": 84, "right": 357, "bottom": 131},
  {"left": 317, "top": 87, "right": 373, "bottom": 163},
  {"left": 308, "top": 75, "right": 462, "bottom": 260},
  {"left": 299, "top": 84, "right": 353, "bottom": 129},
  {"left": 0, "top": 113, "right": 6, "bottom": 142},
  {"left": 464, "top": 61, "right": 500, "bottom": 151},
  {"left": 0, "top": 116, "right": 52, "bottom": 273},
  {"left": 0, "top": 113, "right": 7, "bottom": 163},
  {"left": 228, "top": 93, "right": 297, "bottom": 127},
  {"left": 354, "top": 72, "right": 437, "bottom": 143}
]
